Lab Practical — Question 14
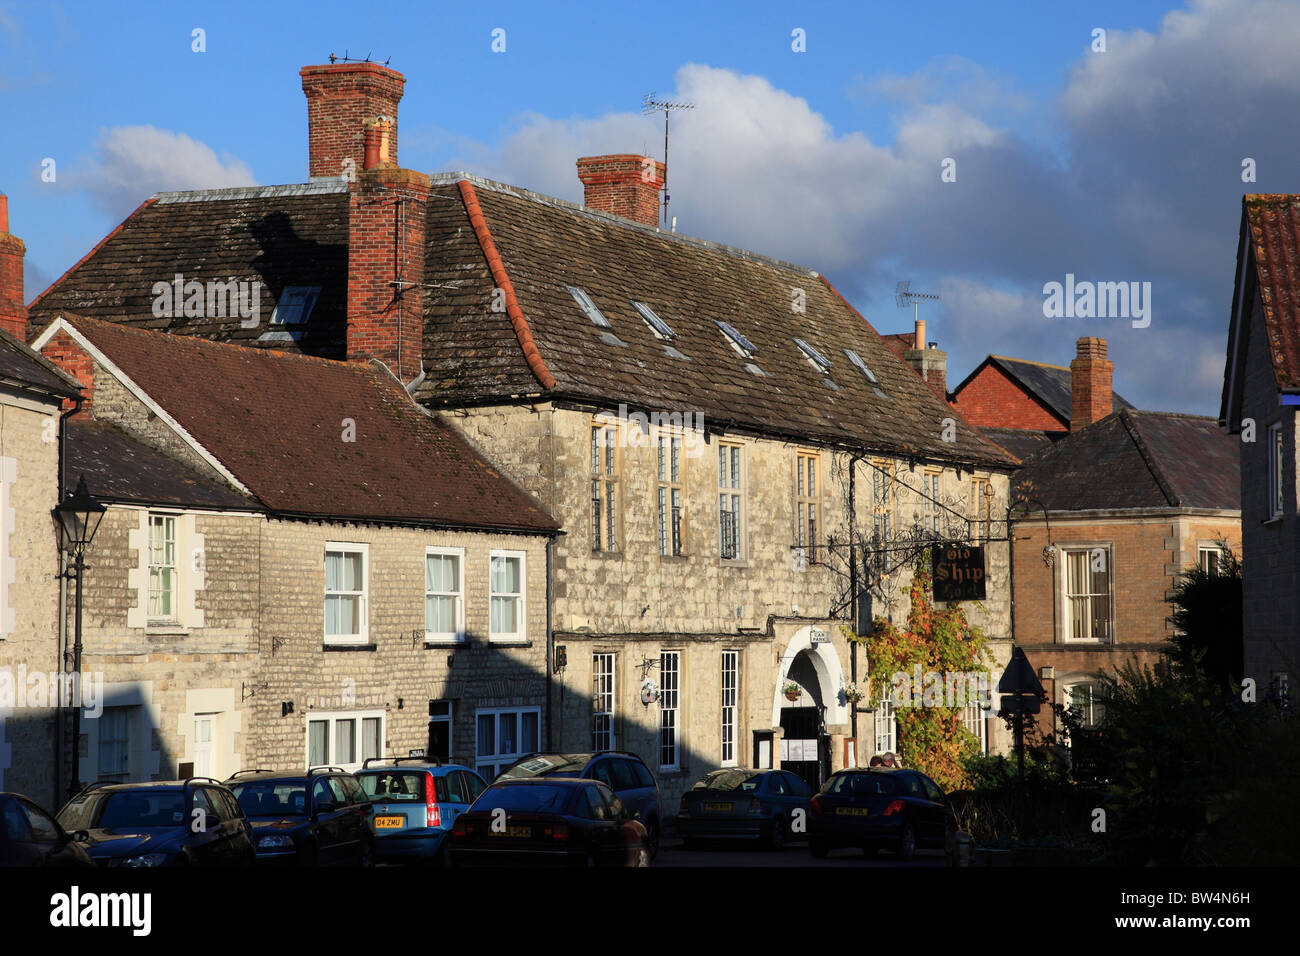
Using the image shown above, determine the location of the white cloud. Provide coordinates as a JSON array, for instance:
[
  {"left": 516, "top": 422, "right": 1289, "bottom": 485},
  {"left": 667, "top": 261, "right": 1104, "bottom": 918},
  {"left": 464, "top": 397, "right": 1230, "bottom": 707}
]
[{"left": 79, "top": 125, "right": 257, "bottom": 218}]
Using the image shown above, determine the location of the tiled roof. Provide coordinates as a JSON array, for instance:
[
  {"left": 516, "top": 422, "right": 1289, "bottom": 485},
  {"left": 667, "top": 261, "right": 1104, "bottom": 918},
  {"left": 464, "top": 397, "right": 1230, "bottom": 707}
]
[
  {"left": 57, "top": 315, "right": 558, "bottom": 533},
  {"left": 415, "top": 176, "right": 1015, "bottom": 468},
  {"left": 65, "top": 416, "right": 257, "bottom": 511},
  {"left": 28, "top": 186, "right": 351, "bottom": 357},
  {"left": 881, "top": 332, "right": 916, "bottom": 357},
  {"left": 0, "top": 327, "right": 80, "bottom": 398},
  {"left": 1013, "top": 410, "right": 1239, "bottom": 512},
  {"left": 1241, "top": 195, "right": 1300, "bottom": 391},
  {"left": 31, "top": 174, "right": 1015, "bottom": 469},
  {"left": 980, "top": 355, "right": 1134, "bottom": 425},
  {"left": 977, "top": 427, "right": 1061, "bottom": 464}
]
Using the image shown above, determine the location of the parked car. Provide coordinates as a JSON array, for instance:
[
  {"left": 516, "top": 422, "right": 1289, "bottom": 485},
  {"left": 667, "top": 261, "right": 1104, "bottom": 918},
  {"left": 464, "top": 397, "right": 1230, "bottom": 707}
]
[
  {"left": 56, "top": 778, "right": 254, "bottom": 866},
  {"left": 450, "top": 777, "right": 650, "bottom": 867},
  {"left": 677, "top": 769, "right": 811, "bottom": 849},
  {"left": 354, "top": 757, "right": 487, "bottom": 864},
  {"left": 226, "top": 768, "right": 375, "bottom": 866},
  {"left": 496, "top": 752, "right": 662, "bottom": 857},
  {"left": 0, "top": 792, "right": 93, "bottom": 867},
  {"left": 807, "top": 768, "right": 951, "bottom": 860}
]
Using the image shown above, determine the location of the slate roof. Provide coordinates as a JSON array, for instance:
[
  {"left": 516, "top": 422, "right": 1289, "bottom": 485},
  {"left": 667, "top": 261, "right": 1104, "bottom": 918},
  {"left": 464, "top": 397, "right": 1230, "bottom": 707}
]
[
  {"left": 65, "top": 417, "right": 257, "bottom": 510},
  {"left": 1221, "top": 196, "right": 1300, "bottom": 422},
  {"left": 1013, "top": 410, "right": 1239, "bottom": 512},
  {"left": 0, "top": 327, "right": 80, "bottom": 398},
  {"left": 977, "top": 427, "right": 1061, "bottom": 464},
  {"left": 30, "top": 175, "right": 1015, "bottom": 470},
  {"left": 952, "top": 355, "right": 1135, "bottom": 428},
  {"left": 53, "top": 315, "right": 558, "bottom": 533}
]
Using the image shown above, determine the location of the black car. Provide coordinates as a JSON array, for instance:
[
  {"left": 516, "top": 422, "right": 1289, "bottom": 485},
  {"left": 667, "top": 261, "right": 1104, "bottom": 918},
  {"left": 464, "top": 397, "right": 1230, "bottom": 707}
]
[
  {"left": 56, "top": 778, "right": 255, "bottom": 867},
  {"left": 450, "top": 777, "right": 650, "bottom": 867},
  {"left": 0, "top": 792, "right": 93, "bottom": 867},
  {"left": 496, "top": 752, "right": 662, "bottom": 857},
  {"left": 808, "top": 768, "right": 951, "bottom": 860},
  {"left": 677, "top": 769, "right": 812, "bottom": 848},
  {"left": 227, "top": 768, "right": 375, "bottom": 866}
]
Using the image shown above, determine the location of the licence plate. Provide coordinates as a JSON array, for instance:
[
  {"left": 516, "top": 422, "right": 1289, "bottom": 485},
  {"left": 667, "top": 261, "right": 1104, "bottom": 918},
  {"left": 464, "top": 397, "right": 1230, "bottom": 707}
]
[
  {"left": 375, "top": 816, "right": 405, "bottom": 829},
  {"left": 836, "top": 807, "right": 870, "bottom": 816},
  {"left": 493, "top": 825, "right": 532, "bottom": 838},
  {"left": 705, "top": 802, "right": 732, "bottom": 812}
]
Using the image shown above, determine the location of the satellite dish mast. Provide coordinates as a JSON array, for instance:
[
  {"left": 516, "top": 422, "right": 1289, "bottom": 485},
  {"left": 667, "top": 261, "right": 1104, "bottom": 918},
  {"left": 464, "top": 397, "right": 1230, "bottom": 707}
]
[
  {"left": 895, "top": 280, "right": 941, "bottom": 342},
  {"left": 641, "top": 93, "right": 694, "bottom": 226}
]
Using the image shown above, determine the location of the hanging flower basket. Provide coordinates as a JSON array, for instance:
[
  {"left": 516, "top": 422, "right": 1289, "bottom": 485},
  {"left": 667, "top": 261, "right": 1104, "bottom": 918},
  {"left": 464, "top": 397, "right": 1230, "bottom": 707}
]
[{"left": 782, "top": 681, "right": 801, "bottom": 701}]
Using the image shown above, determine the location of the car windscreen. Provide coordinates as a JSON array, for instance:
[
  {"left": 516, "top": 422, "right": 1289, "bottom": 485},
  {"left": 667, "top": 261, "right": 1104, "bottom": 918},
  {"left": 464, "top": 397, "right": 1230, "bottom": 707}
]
[
  {"left": 477, "top": 785, "right": 575, "bottom": 814},
  {"left": 694, "top": 770, "right": 761, "bottom": 792},
  {"left": 230, "top": 781, "right": 309, "bottom": 817},
  {"left": 825, "top": 774, "right": 897, "bottom": 797},
  {"left": 56, "top": 793, "right": 101, "bottom": 831},
  {"left": 95, "top": 791, "right": 188, "bottom": 828},
  {"left": 358, "top": 772, "right": 427, "bottom": 802},
  {"left": 498, "top": 755, "right": 589, "bottom": 779}
]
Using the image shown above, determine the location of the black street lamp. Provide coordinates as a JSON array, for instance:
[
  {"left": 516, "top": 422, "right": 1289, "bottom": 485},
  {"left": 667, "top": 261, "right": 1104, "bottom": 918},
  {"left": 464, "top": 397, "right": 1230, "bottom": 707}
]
[{"left": 54, "top": 474, "right": 105, "bottom": 797}]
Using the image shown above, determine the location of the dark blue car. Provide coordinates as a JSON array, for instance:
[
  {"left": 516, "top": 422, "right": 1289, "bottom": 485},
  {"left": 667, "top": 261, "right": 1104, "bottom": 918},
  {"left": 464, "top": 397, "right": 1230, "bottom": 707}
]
[
  {"left": 808, "top": 768, "right": 950, "bottom": 860},
  {"left": 227, "top": 768, "right": 375, "bottom": 866},
  {"left": 677, "top": 769, "right": 812, "bottom": 849},
  {"left": 354, "top": 758, "right": 487, "bottom": 864}
]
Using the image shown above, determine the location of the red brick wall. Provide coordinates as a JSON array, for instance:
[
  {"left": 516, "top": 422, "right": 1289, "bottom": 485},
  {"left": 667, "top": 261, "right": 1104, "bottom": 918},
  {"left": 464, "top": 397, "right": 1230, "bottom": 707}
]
[
  {"left": 950, "top": 364, "right": 1065, "bottom": 431},
  {"left": 301, "top": 63, "right": 405, "bottom": 180},
  {"left": 1070, "top": 337, "right": 1114, "bottom": 431},
  {"left": 346, "top": 166, "right": 429, "bottom": 381},
  {"left": 0, "top": 232, "right": 24, "bottom": 341},
  {"left": 38, "top": 328, "right": 92, "bottom": 410},
  {"left": 576, "top": 155, "right": 665, "bottom": 227}
]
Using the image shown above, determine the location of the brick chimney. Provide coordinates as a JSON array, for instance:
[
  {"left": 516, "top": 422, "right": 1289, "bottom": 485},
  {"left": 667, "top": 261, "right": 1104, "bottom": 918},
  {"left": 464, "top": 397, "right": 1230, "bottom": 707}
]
[
  {"left": 902, "top": 317, "right": 948, "bottom": 396},
  {"left": 346, "top": 166, "right": 429, "bottom": 382},
  {"left": 576, "top": 155, "right": 664, "bottom": 228},
  {"left": 38, "top": 329, "right": 93, "bottom": 410},
  {"left": 1069, "top": 336, "right": 1114, "bottom": 430},
  {"left": 301, "top": 62, "right": 405, "bottom": 180},
  {"left": 0, "top": 193, "right": 28, "bottom": 341}
]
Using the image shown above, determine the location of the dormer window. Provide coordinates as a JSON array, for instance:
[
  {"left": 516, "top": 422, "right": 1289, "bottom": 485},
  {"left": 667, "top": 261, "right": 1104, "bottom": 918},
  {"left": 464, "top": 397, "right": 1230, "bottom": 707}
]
[
  {"left": 795, "top": 338, "right": 832, "bottom": 373},
  {"left": 567, "top": 286, "right": 610, "bottom": 328},
  {"left": 632, "top": 300, "right": 675, "bottom": 340},
  {"left": 715, "top": 320, "right": 757, "bottom": 359},
  {"left": 270, "top": 286, "right": 321, "bottom": 325}
]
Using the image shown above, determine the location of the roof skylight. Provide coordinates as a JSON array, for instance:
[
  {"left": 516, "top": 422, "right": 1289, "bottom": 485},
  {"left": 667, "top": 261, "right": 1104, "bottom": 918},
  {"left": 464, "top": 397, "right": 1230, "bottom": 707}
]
[
  {"left": 843, "top": 348, "right": 878, "bottom": 383},
  {"left": 795, "top": 338, "right": 833, "bottom": 373},
  {"left": 270, "top": 286, "right": 322, "bottom": 326},
  {"left": 566, "top": 285, "right": 610, "bottom": 328},
  {"left": 632, "top": 301, "right": 675, "bottom": 340},
  {"left": 715, "top": 320, "right": 757, "bottom": 358}
]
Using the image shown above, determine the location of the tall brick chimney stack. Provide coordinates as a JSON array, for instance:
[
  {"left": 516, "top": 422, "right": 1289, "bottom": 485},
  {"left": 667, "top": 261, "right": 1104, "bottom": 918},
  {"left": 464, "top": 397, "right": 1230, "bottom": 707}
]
[
  {"left": 902, "top": 317, "right": 948, "bottom": 397},
  {"left": 576, "top": 155, "right": 665, "bottom": 228},
  {"left": 301, "top": 62, "right": 405, "bottom": 180},
  {"left": 0, "top": 193, "right": 28, "bottom": 341},
  {"left": 1069, "top": 336, "right": 1114, "bottom": 430}
]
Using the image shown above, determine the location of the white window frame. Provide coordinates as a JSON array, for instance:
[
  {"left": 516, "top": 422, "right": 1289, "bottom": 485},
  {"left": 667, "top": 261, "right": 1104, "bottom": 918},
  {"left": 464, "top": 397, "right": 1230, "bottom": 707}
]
[
  {"left": 98, "top": 706, "right": 133, "bottom": 780},
  {"left": 1268, "top": 422, "right": 1285, "bottom": 519},
  {"left": 923, "top": 471, "right": 942, "bottom": 534},
  {"left": 720, "top": 651, "right": 739, "bottom": 767},
  {"left": 324, "top": 542, "right": 369, "bottom": 645},
  {"left": 719, "top": 442, "right": 745, "bottom": 561},
  {"left": 1064, "top": 682, "right": 1105, "bottom": 729},
  {"left": 1197, "top": 544, "right": 1222, "bottom": 576},
  {"left": 424, "top": 546, "right": 466, "bottom": 644},
  {"left": 147, "top": 512, "right": 179, "bottom": 624},
  {"left": 591, "top": 422, "right": 620, "bottom": 553},
  {"left": 658, "top": 433, "right": 685, "bottom": 556},
  {"left": 488, "top": 550, "right": 526, "bottom": 642},
  {"left": 962, "top": 700, "right": 988, "bottom": 754},
  {"left": 475, "top": 706, "right": 542, "bottom": 781},
  {"left": 874, "top": 699, "right": 896, "bottom": 755},
  {"left": 659, "top": 651, "right": 680, "bottom": 771},
  {"left": 306, "top": 710, "right": 384, "bottom": 772},
  {"left": 795, "top": 451, "right": 819, "bottom": 560},
  {"left": 1062, "top": 545, "right": 1113, "bottom": 643},
  {"left": 593, "top": 652, "right": 616, "bottom": 751}
]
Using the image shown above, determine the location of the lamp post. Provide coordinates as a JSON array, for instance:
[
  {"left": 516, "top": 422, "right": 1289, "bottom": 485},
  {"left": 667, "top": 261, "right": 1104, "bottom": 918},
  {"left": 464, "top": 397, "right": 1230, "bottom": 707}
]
[{"left": 53, "top": 474, "right": 105, "bottom": 798}]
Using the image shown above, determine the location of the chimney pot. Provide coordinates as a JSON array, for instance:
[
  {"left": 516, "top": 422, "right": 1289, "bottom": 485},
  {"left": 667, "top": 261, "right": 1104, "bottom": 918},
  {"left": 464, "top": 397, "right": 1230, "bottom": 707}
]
[{"left": 301, "top": 62, "right": 405, "bottom": 179}]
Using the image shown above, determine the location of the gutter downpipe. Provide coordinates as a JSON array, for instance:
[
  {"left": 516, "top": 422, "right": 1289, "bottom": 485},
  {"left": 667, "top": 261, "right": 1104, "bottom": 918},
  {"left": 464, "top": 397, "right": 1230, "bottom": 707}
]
[{"left": 54, "top": 396, "right": 82, "bottom": 807}]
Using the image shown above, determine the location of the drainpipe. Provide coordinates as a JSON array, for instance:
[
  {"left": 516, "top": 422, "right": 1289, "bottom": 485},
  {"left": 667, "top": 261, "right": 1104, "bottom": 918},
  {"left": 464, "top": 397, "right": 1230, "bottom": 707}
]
[
  {"left": 54, "top": 397, "right": 83, "bottom": 806},
  {"left": 847, "top": 451, "right": 865, "bottom": 746},
  {"left": 545, "top": 535, "right": 554, "bottom": 751}
]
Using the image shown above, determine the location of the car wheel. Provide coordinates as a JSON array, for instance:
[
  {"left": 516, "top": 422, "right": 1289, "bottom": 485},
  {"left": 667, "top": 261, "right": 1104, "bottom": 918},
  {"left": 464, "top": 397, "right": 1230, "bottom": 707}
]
[
  {"left": 769, "top": 816, "right": 787, "bottom": 851},
  {"left": 299, "top": 841, "right": 318, "bottom": 867},
  {"left": 896, "top": 823, "right": 917, "bottom": 861},
  {"left": 646, "top": 819, "right": 660, "bottom": 860},
  {"left": 633, "top": 841, "right": 651, "bottom": 867},
  {"left": 809, "top": 839, "right": 828, "bottom": 859}
]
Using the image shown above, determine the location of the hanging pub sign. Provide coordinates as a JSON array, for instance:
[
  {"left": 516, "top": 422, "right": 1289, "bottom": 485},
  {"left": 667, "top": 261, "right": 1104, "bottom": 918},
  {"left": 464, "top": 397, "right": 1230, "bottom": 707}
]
[{"left": 932, "top": 544, "right": 986, "bottom": 601}]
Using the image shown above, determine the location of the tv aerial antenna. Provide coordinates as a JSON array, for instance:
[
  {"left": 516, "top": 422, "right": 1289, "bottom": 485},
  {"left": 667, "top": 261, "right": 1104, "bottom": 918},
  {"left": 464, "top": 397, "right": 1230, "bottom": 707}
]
[
  {"left": 641, "top": 93, "right": 694, "bottom": 227},
  {"left": 895, "top": 280, "right": 941, "bottom": 340}
]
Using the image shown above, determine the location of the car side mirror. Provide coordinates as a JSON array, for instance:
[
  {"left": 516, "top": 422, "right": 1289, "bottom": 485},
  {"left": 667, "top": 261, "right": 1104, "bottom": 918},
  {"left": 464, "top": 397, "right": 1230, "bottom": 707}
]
[
  {"left": 313, "top": 802, "right": 335, "bottom": 817},
  {"left": 71, "top": 830, "right": 90, "bottom": 843}
]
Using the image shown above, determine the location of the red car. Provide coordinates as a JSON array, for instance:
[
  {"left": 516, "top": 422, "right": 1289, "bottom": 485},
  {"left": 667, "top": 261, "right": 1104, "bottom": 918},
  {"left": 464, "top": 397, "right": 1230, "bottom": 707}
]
[{"left": 450, "top": 777, "right": 650, "bottom": 867}]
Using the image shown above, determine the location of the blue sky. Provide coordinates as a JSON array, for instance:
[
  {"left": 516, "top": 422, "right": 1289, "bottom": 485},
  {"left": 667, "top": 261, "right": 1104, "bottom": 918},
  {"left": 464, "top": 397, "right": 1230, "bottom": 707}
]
[{"left": 3, "top": 0, "right": 1295, "bottom": 415}]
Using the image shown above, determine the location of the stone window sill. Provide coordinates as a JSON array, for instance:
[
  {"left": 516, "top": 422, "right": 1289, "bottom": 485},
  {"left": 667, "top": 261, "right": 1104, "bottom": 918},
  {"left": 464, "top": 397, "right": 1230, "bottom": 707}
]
[{"left": 323, "top": 643, "right": 377, "bottom": 652}]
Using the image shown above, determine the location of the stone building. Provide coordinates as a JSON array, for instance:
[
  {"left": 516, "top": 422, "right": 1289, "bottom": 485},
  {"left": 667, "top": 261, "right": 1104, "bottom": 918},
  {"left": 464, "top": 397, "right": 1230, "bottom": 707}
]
[
  {"left": 25, "top": 61, "right": 1020, "bottom": 806},
  {"left": 1221, "top": 193, "right": 1300, "bottom": 700},
  {"left": 32, "top": 313, "right": 557, "bottom": 785}
]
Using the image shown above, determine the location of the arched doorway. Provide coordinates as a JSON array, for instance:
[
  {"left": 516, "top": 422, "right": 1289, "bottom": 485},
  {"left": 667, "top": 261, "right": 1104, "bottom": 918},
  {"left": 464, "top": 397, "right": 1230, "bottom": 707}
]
[{"left": 772, "top": 627, "right": 848, "bottom": 791}]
